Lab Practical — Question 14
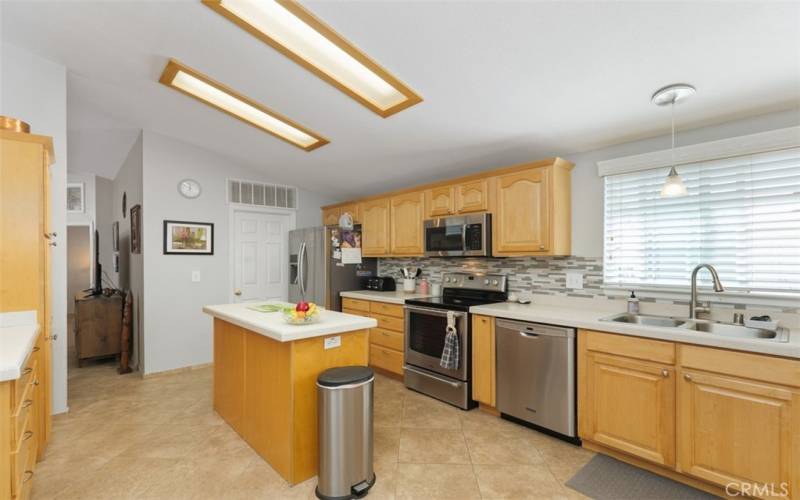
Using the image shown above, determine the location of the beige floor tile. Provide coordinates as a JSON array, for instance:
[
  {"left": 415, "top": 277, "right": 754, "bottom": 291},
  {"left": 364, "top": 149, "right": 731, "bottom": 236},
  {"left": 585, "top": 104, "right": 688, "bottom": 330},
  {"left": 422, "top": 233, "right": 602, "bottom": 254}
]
[
  {"left": 398, "top": 428, "right": 471, "bottom": 464},
  {"left": 474, "top": 464, "right": 568, "bottom": 499},
  {"left": 401, "top": 392, "right": 463, "bottom": 429},
  {"left": 395, "top": 463, "right": 481, "bottom": 500},
  {"left": 465, "top": 430, "right": 545, "bottom": 465},
  {"left": 374, "top": 426, "right": 401, "bottom": 466}
]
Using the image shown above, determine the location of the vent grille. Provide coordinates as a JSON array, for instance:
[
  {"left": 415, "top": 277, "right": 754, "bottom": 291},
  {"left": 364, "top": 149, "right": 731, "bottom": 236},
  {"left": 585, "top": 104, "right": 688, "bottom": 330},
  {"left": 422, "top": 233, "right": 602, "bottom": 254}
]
[{"left": 228, "top": 179, "right": 298, "bottom": 209}]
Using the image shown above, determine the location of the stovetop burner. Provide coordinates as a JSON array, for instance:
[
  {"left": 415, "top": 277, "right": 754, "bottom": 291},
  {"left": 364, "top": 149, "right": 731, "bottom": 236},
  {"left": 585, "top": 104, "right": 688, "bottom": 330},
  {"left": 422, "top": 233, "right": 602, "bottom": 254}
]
[{"left": 405, "top": 272, "right": 507, "bottom": 311}]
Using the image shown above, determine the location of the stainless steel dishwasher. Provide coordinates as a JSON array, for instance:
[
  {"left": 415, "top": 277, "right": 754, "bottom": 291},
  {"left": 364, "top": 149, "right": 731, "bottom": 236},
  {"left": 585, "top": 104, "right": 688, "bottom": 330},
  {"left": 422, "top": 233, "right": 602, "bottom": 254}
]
[{"left": 495, "top": 319, "right": 576, "bottom": 439}]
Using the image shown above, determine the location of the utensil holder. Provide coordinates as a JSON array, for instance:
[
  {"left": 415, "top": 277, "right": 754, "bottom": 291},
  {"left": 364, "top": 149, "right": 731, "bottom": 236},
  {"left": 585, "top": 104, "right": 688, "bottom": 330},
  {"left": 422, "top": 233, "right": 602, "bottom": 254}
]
[{"left": 403, "top": 278, "right": 416, "bottom": 292}]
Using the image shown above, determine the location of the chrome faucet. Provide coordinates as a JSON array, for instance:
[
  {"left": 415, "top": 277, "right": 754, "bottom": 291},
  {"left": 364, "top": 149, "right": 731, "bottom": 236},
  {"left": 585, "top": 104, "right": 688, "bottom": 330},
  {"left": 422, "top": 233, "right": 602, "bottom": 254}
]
[{"left": 690, "top": 264, "right": 725, "bottom": 319}]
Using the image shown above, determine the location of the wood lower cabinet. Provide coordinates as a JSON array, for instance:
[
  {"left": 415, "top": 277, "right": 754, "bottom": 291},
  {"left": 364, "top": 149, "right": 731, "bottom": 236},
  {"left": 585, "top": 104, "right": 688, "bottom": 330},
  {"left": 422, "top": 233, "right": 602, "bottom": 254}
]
[
  {"left": 361, "top": 198, "right": 390, "bottom": 256},
  {"left": 471, "top": 315, "right": 496, "bottom": 407},
  {"left": 343, "top": 297, "right": 406, "bottom": 376},
  {"left": 579, "top": 329, "right": 800, "bottom": 499},
  {"left": 390, "top": 192, "right": 424, "bottom": 255},
  {"left": 456, "top": 179, "right": 488, "bottom": 213},
  {"left": 425, "top": 185, "right": 455, "bottom": 217}
]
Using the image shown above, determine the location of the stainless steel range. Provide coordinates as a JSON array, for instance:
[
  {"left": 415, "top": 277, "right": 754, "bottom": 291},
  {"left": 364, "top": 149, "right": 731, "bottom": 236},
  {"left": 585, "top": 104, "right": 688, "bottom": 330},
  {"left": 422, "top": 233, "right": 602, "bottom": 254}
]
[{"left": 403, "top": 272, "right": 507, "bottom": 409}]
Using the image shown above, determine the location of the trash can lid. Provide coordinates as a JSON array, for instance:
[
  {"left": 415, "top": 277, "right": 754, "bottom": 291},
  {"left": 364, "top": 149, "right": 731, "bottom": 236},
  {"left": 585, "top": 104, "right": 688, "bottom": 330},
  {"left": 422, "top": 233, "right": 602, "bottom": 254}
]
[{"left": 317, "top": 366, "right": 374, "bottom": 388}]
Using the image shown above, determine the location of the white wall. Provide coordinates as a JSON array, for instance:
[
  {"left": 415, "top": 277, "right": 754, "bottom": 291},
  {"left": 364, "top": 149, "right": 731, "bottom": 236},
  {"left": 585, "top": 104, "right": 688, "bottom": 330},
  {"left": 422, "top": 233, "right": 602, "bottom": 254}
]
[
  {"left": 95, "top": 176, "right": 113, "bottom": 277},
  {"left": 0, "top": 42, "right": 69, "bottom": 414},
  {"left": 111, "top": 134, "right": 144, "bottom": 371},
  {"left": 564, "top": 107, "right": 800, "bottom": 257},
  {"left": 141, "top": 131, "right": 334, "bottom": 374}
]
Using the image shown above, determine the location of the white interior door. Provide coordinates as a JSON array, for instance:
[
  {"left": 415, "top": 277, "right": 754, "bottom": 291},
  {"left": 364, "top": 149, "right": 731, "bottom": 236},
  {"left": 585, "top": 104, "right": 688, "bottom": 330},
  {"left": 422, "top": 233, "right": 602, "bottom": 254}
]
[{"left": 233, "top": 210, "right": 290, "bottom": 302}]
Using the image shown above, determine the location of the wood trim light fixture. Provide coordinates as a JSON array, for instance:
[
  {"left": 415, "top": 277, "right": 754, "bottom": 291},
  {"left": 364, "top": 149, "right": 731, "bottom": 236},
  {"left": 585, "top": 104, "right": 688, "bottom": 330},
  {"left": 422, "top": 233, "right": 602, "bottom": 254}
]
[
  {"left": 202, "top": 0, "right": 423, "bottom": 118},
  {"left": 158, "top": 59, "right": 329, "bottom": 151}
]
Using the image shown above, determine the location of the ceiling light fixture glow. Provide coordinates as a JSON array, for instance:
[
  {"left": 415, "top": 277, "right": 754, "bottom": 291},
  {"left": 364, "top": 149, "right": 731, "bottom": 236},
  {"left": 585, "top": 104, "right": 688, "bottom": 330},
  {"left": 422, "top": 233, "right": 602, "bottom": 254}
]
[
  {"left": 158, "top": 59, "right": 328, "bottom": 151},
  {"left": 203, "top": 0, "right": 423, "bottom": 117},
  {"left": 652, "top": 83, "right": 695, "bottom": 198}
]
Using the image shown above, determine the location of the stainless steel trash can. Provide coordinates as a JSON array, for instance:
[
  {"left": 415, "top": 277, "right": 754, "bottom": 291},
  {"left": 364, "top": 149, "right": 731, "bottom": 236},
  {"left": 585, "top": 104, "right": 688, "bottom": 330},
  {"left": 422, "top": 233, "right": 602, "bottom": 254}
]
[{"left": 316, "top": 366, "right": 376, "bottom": 500}]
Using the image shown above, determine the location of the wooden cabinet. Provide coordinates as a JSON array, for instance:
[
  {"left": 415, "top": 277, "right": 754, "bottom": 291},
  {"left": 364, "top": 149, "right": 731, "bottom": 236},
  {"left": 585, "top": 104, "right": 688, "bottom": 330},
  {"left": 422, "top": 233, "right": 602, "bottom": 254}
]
[
  {"left": 322, "top": 207, "right": 339, "bottom": 226},
  {"left": 74, "top": 292, "right": 123, "bottom": 365},
  {"left": 0, "top": 128, "right": 54, "bottom": 499},
  {"left": 493, "top": 167, "right": 550, "bottom": 254},
  {"left": 425, "top": 185, "right": 455, "bottom": 217},
  {"left": 345, "top": 298, "right": 406, "bottom": 377},
  {"left": 390, "top": 192, "right": 424, "bottom": 256},
  {"left": 213, "top": 319, "right": 245, "bottom": 434},
  {"left": 456, "top": 179, "right": 488, "bottom": 213},
  {"left": 471, "top": 315, "right": 496, "bottom": 407},
  {"left": 361, "top": 198, "right": 391, "bottom": 256},
  {"left": 339, "top": 203, "right": 360, "bottom": 223}
]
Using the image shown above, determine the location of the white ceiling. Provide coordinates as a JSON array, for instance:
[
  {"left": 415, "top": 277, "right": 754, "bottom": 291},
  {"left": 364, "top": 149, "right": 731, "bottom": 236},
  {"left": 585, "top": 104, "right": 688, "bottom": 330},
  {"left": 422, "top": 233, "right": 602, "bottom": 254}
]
[{"left": 3, "top": 1, "right": 799, "bottom": 199}]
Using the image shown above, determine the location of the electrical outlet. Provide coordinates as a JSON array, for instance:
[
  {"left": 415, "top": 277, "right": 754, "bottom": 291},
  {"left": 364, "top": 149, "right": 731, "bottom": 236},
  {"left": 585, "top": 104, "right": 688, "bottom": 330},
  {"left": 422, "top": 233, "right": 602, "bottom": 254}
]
[
  {"left": 191, "top": 270, "right": 201, "bottom": 282},
  {"left": 566, "top": 272, "right": 583, "bottom": 289}
]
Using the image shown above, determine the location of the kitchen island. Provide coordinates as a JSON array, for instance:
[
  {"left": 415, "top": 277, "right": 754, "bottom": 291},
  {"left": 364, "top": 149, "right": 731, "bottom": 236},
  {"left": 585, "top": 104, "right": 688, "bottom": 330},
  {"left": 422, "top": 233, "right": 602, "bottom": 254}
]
[{"left": 202, "top": 302, "right": 377, "bottom": 485}]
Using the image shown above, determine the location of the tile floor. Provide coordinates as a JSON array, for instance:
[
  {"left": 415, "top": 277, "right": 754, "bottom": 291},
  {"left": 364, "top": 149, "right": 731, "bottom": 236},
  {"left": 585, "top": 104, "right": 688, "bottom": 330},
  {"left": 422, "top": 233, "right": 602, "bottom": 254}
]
[{"left": 33, "top": 362, "right": 594, "bottom": 499}]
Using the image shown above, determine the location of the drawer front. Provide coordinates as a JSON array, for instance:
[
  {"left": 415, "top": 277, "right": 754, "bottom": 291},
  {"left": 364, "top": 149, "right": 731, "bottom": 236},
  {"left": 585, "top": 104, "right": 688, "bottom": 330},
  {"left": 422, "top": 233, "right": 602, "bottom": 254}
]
[
  {"left": 342, "top": 297, "right": 370, "bottom": 313},
  {"left": 372, "top": 313, "right": 404, "bottom": 333},
  {"left": 12, "top": 378, "right": 35, "bottom": 448},
  {"left": 680, "top": 344, "right": 800, "bottom": 388},
  {"left": 11, "top": 354, "right": 36, "bottom": 411},
  {"left": 370, "top": 345, "right": 404, "bottom": 375},
  {"left": 370, "top": 301, "right": 404, "bottom": 318},
  {"left": 583, "top": 330, "right": 675, "bottom": 365},
  {"left": 342, "top": 308, "right": 369, "bottom": 318},
  {"left": 370, "top": 328, "right": 404, "bottom": 351},
  {"left": 11, "top": 409, "right": 36, "bottom": 498}
]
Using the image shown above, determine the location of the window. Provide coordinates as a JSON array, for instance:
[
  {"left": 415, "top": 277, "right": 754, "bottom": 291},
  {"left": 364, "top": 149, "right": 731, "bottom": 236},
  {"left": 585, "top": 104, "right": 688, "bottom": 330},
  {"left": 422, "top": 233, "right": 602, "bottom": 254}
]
[{"left": 603, "top": 147, "right": 800, "bottom": 294}]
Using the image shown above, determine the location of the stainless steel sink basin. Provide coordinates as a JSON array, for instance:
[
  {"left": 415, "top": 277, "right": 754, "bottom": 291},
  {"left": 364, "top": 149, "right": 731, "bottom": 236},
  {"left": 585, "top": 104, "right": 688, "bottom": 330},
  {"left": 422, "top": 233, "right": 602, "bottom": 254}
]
[
  {"left": 600, "top": 312, "right": 688, "bottom": 328},
  {"left": 679, "top": 320, "right": 789, "bottom": 341}
]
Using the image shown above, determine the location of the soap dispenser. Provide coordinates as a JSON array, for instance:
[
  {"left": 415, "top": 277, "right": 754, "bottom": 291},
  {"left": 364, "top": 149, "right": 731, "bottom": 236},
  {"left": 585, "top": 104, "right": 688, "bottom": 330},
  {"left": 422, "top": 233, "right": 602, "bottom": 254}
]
[{"left": 627, "top": 291, "right": 640, "bottom": 314}]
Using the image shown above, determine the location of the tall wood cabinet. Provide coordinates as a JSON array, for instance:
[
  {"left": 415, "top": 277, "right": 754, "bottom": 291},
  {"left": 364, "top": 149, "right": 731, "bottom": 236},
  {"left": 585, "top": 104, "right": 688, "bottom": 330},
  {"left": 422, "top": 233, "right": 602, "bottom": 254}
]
[{"left": 1, "top": 128, "right": 54, "bottom": 500}]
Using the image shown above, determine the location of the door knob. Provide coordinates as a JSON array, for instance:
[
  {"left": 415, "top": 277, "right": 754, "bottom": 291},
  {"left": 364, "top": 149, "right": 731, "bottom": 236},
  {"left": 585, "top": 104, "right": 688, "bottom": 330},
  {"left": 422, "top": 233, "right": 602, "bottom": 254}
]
[{"left": 234, "top": 290, "right": 242, "bottom": 296}]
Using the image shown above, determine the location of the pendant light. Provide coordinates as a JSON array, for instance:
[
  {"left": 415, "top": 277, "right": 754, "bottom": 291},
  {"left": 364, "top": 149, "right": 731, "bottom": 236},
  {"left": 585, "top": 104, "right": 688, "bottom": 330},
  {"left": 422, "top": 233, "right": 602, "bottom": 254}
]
[{"left": 651, "top": 84, "right": 695, "bottom": 197}]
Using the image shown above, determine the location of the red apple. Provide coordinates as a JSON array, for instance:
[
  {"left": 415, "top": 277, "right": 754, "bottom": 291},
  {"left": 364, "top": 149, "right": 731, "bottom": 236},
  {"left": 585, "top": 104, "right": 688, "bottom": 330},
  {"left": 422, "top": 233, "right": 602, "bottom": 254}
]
[{"left": 295, "top": 301, "right": 310, "bottom": 312}]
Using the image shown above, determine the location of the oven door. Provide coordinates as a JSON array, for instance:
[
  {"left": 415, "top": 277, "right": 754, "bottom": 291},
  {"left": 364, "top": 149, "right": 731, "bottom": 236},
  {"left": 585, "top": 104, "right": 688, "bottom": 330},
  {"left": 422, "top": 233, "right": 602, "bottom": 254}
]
[{"left": 404, "top": 305, "right": 469, "bottom": 381}]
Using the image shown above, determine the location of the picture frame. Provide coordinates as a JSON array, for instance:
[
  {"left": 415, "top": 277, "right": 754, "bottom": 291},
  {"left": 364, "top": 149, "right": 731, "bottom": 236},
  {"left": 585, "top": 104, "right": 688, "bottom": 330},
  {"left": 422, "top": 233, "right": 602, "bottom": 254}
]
[
  {"left": 130, "top": 204, "right": 142, "bottom": 254},
  {"left": 67, "top": 183, "right": 84, "bottom": 213},
  {"left": 163, "top": 220, "right": 214, "bottom": 255},
  {"left": 112, "top": 221, "right": 120, "bottom": 251}
]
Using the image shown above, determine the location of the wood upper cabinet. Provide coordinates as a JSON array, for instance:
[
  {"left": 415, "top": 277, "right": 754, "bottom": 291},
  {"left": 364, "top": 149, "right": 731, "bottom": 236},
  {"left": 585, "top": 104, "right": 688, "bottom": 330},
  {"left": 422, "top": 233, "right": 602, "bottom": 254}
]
[
  {"left": 361, "top": 198, "right": 391, "bottom": 256},
  {"left": 472, "top": 315, "right": 495, "bottom": 407},
  {"left": 581, "top": 350, "right": 676, "bottom": 467},
  {"left": 678, "top": 369, "right": 797, "bottom": 497},
  {"left": 456, "top": 179, "right": 488, "bottom": 213},
  {"left": 322, "top": 207, "right": 339, "bottom": 226},
  {"left": 493, "top": 167, "right": 550, "bottom": 255},
  {"left": 425, "top": 185, "right": 455, "bottom": 218},
  {"left": 339, "top": 203, "right": 360, "bottom": 224},
  {"left": 390, "top": 192, "right": 424, "bottom": 255}
]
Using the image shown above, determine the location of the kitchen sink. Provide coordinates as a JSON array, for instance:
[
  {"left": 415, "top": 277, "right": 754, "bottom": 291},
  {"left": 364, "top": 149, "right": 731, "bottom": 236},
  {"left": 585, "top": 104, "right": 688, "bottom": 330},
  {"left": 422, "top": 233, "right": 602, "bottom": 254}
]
[
  {"left": 601, "top": 312, "right": 688, "bottom": 328},
  {"left": 599, "top": 313, "right": 789, "bottom": 342}
]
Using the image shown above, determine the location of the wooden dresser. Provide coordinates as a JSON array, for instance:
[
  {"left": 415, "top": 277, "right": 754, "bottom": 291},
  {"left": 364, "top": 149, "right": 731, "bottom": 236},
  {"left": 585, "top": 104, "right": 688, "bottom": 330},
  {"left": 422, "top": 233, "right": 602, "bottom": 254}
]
[
  {"left": 0, "top": 126, "right": 54, "bottom": 500},
  {"left": 74, "top": 292, "right": 123, "bottom": 365},
  {"left": 342, "top": 297, "right": 405, "bottom": 376}
]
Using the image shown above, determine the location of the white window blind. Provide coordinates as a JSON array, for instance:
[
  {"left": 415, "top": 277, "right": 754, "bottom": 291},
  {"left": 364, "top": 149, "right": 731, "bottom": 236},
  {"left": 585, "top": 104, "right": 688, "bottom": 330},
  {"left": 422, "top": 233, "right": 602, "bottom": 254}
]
[{"left": 603, "top": 147, "right": 800, "bottom": 294}]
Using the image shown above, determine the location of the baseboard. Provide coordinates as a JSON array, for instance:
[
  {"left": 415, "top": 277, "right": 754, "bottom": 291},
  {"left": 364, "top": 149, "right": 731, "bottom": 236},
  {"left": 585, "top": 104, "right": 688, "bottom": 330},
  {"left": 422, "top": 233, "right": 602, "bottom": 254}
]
[
  {"left": 581, "top": 440, "right": 737, "bottom": 499},
  {"left": 142, "top": 362, "right": 213, "bottom": 379}
]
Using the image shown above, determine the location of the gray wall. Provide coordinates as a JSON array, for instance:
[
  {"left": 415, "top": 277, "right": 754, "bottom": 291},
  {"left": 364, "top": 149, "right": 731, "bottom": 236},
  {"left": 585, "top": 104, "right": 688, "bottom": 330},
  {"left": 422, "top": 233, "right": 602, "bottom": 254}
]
[
  {"left": 95, "top": 176, "right": 114, "bottom": 277},
  {"left": 564, "top": 107, "right": 800, "bottom": 257},
  {"left": 1, "top": 41, "right": 69, "bottom": 414},
  {"left": 112, "top": 134, "right": 144, "bottom": 371},
  {"left": 66, "top": 226, "right": 91, "bottom": 314},
  {"left": 141, "top": 131, "right": 335, "bottom": 375}
]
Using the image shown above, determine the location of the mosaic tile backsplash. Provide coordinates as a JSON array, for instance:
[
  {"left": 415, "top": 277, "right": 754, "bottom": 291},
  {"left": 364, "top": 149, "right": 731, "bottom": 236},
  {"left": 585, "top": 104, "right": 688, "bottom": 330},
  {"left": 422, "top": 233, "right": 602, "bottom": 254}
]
[{"left": 378, "top": 256, "right": 799, "bottom": 314}]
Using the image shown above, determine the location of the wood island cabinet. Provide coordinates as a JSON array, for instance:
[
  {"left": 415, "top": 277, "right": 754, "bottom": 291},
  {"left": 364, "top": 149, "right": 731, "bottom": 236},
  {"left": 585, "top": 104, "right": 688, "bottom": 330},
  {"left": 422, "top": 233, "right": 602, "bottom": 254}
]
[
  {"left": 390, "top": 191, "right": 424, "bottom": 256},
  {"left": 360, "top": 198, "right": 391, "bottom": 256}
]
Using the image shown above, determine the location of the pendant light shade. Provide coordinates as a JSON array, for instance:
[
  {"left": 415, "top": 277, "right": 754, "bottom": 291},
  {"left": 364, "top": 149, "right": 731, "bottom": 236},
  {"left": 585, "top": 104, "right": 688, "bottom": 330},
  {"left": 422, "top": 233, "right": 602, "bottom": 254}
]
[{"left": 660, "top": 166, "right": 688, "bottom": 197}]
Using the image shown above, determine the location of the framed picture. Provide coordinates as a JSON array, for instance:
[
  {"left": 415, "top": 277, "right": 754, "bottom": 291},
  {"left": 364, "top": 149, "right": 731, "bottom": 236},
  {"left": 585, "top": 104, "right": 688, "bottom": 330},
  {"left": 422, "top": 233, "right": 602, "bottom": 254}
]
[
  {"left": 112, "top": 221, "right": 120, "bottom": 251},
  {"left": 130, "top": 204, "right": 142, "bottom": 254},
  {"left": 67, "top": 183, "right": 84, "bottom": 212},
  {"left": 163, "top": 220, "right": 214, "bottom": 255}
]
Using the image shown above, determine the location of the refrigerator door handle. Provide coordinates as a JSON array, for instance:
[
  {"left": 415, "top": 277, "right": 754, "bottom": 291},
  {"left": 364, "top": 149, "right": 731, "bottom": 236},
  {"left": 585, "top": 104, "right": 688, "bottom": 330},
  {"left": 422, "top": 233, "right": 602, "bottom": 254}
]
[{"left": 298, "top": 241, "right": 307, "bottom": 298}]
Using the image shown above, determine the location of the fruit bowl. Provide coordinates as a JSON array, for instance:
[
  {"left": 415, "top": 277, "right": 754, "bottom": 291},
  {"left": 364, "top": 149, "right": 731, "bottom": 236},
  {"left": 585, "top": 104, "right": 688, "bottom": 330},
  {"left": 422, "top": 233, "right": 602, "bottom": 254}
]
[{"left": 282, "top": 302, "right": 320, "bottom": 325}]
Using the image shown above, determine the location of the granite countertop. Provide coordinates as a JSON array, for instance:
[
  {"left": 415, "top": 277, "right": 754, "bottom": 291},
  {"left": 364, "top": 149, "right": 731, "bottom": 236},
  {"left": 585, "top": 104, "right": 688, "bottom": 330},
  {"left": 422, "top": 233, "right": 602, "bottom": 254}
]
[
  {"left": 0, "top": 311, "right": 40, "bottom": 381},
  {"left": 470, "top": 301, "right": 800, "bottom": 359},
  {"left": 203, "top": 302, "right": 377, "bottom": 342},
  {"left": 340, "top": 289, "right": 438, "bottom": 305}
]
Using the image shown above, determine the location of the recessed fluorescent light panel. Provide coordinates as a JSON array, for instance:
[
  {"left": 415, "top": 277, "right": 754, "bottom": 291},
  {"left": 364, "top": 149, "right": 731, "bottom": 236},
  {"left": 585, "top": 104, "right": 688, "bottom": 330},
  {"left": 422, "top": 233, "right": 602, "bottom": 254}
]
[
  {"left": 203, "top": 0, "right": 423, "bottom": 118},
  {"left": 158, "top": 59, "right": 328, "bottom": 151}
]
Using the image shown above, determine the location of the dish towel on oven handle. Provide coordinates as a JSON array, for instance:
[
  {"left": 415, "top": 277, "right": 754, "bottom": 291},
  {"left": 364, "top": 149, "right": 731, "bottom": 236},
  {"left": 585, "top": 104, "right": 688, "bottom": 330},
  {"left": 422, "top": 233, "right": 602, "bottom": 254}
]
[{"left": 440, "top": 311, "right": 460, "bottom": 370}]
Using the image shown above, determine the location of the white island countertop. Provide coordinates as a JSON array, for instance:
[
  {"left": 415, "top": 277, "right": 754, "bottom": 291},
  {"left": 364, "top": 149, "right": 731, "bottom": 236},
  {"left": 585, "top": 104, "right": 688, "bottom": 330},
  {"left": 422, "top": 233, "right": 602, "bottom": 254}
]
[
  {"left": 470, "top": 301, "right": 800, "bottom": 359},
  {"left": 203, "top": 302, "right": 377, "bottom": 342},
  {"left": 340, "top": 289, "right": 438, "bottom": 305},
  {"left": 0, "top": 311, "right": 40, "bottom": 381}
]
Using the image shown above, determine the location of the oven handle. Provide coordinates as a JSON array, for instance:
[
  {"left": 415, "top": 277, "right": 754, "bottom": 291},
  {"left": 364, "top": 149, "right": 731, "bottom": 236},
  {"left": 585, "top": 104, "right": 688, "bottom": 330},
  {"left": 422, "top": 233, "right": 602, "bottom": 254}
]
[
  {"left": 404, "top": 365, "right": 463, "bottom": 388},
  {"left": 405, "top": 305, "right": 468, "bottom": 318}
]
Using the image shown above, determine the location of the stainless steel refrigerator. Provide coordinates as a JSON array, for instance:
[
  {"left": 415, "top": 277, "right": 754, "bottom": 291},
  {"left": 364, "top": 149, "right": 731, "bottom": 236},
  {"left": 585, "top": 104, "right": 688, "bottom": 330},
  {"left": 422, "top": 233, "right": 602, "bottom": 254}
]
[{"left": 288, "top": 226, "right": 377, "bottom": 311}]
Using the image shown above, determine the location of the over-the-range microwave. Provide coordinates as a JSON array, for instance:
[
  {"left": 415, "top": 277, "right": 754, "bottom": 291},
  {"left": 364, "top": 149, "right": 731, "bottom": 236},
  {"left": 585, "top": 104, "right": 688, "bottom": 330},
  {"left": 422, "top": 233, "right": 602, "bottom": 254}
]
[{"left": 423, "top": 213, "right": 491, "bottom": 257}]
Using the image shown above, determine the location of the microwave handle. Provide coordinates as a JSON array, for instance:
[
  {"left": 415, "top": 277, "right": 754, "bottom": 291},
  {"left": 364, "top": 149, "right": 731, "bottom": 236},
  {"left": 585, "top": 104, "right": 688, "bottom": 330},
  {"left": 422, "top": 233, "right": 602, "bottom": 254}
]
[{"left": 461, "top": 223, "right": 467, "bottom": 251}]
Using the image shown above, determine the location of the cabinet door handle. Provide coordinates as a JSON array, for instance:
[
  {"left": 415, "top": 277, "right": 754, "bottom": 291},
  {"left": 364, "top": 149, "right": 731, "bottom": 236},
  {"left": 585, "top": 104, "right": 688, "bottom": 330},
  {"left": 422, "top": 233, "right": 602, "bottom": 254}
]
[
  {"left": 22, "top": 367, "right": 33, "bottom": 376},
  {"left": 49, "top": 241, "right": 57, "bottom": 247},
  {"left": 23, "top": 430, "right": 34, "bottom": 442},
  {"left": 684, "top": 373, "right": 692, "bottom": 381},
  {"left": 22, "top": 399, "right": 33, "bottom": 408},
  {"left": 33, "top": 346, "right": 40, "bottom": 352},
  {"left": 23, "top": 470, "right": 34, "bottom": 483},
  {"left": 661, "top": 369, "right": 669, "bottom": 378}
]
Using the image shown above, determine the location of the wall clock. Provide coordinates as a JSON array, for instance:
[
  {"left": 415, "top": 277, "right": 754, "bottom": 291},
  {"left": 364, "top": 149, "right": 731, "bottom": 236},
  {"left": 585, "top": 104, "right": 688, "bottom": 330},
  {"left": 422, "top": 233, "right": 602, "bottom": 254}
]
[{"left": 178, "top": 179, "right": 202, "bottom": 199}]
